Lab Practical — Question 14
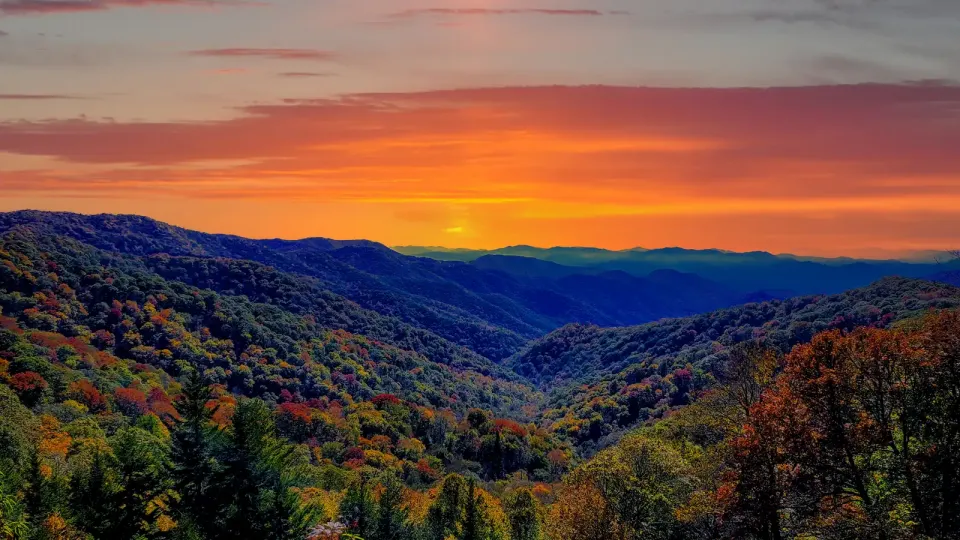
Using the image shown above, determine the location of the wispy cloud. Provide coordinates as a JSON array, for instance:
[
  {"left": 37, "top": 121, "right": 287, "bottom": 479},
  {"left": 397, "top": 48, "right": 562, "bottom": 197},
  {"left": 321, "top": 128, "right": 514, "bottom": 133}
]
[
  {"left": 0, "top": 93, "right": 85, "bottom": 99},
  {"left": 188, "top": 48, "right": 337, "bottom": 61},
  {"left": 2, "top": 83, "right": 958, "bottom": 253},
  {"left": 0, "top": 0, "right": 248, "bottom": 16},
  {"left": 387, "top": 8, "right": 625, "bottom": 18},
  {"left": 1, "top": 83, "right": 958, "bottom": 199},
  {"left": 278, "top": 71, "right": 334, "bottom": 78}
]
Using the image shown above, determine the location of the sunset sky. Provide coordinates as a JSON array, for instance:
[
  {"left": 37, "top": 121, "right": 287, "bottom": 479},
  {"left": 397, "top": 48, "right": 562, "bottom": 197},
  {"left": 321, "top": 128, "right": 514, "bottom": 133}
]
[{"left": 1, "top": 0, "right": 959, "bottom": 257}]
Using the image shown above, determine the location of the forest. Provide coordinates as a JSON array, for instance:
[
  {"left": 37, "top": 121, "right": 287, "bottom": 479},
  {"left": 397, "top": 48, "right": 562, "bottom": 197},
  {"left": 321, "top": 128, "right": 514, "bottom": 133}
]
[{"left": 0, "top": 211, "right": 958, "bottom": 539}]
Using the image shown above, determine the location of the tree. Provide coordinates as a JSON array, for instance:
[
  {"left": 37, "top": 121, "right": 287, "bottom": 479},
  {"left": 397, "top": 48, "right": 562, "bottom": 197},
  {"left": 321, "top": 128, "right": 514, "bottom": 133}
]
[
  {"left": 340, "top": 477, "right": 375, "bottom": 539},
  {"left": 109, "top": 427, "right": 172, "bottom": 538},
  {"left": 504, "top": 488, "right": 540, "bottom": 540},
  {"left": 219, "top": 398, "right": 315, "bottom": 540},
  {"left": 0, "top": 470, "right": 28, "bottom": 540},
  {"left": 69, "top": 451, "right": 117, "bottom": 538},
  {"left": 462, "top": 478, "right": 492, "bottom": 540},
  {"left": 547, "top": 481, "right": 623, "bottom": 540},
  {"left": 373, "top": 472, "right": 409, "bottom": 540},
  {"left": 170, "top": 371, "right": 225, "bottom": 539},
  {"left": 23, "top": 450, "right": 67, "bottom": 531},
  {"left": 221, "top": 399, "right": 274, "bottom": 539},
  {"left": 426, "top": 474, "right": 468, "bottom": 540}
]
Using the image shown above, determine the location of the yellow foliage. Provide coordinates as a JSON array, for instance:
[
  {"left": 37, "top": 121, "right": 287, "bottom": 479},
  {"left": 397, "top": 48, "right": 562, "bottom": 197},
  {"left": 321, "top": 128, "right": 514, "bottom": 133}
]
[
  {"left": 156, "top": 514, "right": 177, "bottom": 533},
  {"left": 297, "top": 487, "right": 343, "bottom": 523}
]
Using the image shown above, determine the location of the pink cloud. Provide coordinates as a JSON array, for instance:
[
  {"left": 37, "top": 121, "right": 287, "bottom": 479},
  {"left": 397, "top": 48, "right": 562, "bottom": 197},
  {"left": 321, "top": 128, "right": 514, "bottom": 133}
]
[
  {"left": 188, "top": 48, "right": 337, "bottom": 61},
  {"left": 0, "top": 83, "right": 958, "bottom": 208},
  {"left": 0, "top": 0, "right": 247, "bottom": 15},
  {"left": 0, "top": 93, "right": 84, "bottom": 99},
  {"left": 388, "top": 8, "right": 613, "bottom": 18},
  {"left": 207, "top": 68, "right": 248, "bottom": 75},
  {"left": 278, "top": 71, "right": 335, "bottom": 78}
]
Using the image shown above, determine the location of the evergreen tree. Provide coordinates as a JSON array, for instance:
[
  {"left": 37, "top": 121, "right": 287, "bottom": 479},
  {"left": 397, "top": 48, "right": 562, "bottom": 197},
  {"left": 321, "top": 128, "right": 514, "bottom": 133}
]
[
  {"left": 426, "top": 474, "right": 468, "bottom": 540},
  {"left": 69, "top": 451, "right": 116, "bottom": 539},
  {"left": 262, "top": 468, "right": 314, "bottom": 540},
  {"left": 504, "top": 488, "right": 540, "bottom": 540},
  {"left": 23, "top": 450, "right": 67, "bottom": 530},
  {"left": 110, "top": 427, "right": 171, "bottom": 539},
  {"left": 170, "top": 371, "right": 224, "bottom": 540},
  {"left": 461, "top": 477, "right": 496, "bottom": 540},
  {"left": 340, "top": 477, "right": 375, "bottom": 539},
  {"left": 373, "top": 472, "right": 408, "bottom": 540},
  {"left": 221, "top": 398, "right": 275, "bottom": 539}
]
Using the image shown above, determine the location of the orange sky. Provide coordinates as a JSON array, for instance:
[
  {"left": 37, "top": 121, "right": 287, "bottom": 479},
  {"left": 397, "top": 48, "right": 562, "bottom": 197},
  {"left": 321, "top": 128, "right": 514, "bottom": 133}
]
[
  {"left": 1, "top": 2, "right": 959, "bottom": 257},
  {"left": 2, "top": 84, "right": 960, "bottom": 257}
]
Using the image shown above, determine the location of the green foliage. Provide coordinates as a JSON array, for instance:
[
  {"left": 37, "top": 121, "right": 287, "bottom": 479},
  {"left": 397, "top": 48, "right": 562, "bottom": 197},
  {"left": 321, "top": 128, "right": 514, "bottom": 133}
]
[
  {"left": 2, "top": 210, "right": 960, "bottom": 540},
  {"left": 517, "top": 277, "right": 960, "bottom": 447},
  {"left": 503, "top": 489, "right": 540, "bottom": 540}
]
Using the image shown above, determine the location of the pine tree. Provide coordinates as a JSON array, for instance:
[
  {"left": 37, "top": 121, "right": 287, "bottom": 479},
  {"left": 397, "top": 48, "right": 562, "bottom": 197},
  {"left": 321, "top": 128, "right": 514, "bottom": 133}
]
[
  {"left": 461, "top": 478, "right": 497, "bottom": 540},
  {"left": 504, "top": 488, "right": 540, "bottom": 540},
  {"left": 69, "top": 451, "right": 116, "bottom": 538},
  {"left": 373, "top": 472, "right": 408, "bottom": 540},
  {"left": 23, "top": 450, "right": 67, "bottom": 529},
  {"left": 340, "top": 477, "right": 375, "bottom": 539},
  {"left": 426, "top": 474, "right": 467, "bottom": 540},
  {"left": 170, "top": 371, "right": 224, "bottom": 540},
  {"left": 110, "top": 426, "right": 171, "bottom": 539},
  {"left": 221, "top": 399, "right": 275, "bottom": 539}
]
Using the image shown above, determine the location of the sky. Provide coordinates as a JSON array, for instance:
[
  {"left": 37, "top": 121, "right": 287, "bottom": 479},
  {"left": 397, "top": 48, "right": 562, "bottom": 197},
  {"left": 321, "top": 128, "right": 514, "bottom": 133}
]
[{"left": 0, "top": 0, "right": 959, "bottom": 257}]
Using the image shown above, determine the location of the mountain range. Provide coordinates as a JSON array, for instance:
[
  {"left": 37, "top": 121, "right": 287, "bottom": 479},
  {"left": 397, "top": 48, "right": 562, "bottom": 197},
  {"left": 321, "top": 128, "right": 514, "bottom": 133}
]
[
  {"left": 396, "top": 244, "right": 960, "bottom": 296},
  {"left": 2, "top": 210, "right": 959, "bottom": 538},
  {"left": 0, "top": 211, "right": 799, "bottom": 361}
]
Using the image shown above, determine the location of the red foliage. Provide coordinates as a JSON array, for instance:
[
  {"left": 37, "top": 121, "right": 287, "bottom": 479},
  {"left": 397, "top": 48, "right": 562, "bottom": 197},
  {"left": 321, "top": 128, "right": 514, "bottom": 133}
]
[
  {"left": 10, "top": 371, "right": 47, "bottom": 392},
  {"left": 147, "top": 387, "right": 178, "bottom": 422},
  {"left": 275, "top": 402, "right": 314, "bottom": 442},
  {"left": 0, "top": 315, "right": 22, "bottom": 333},
  {"left": 278, "top": 402, "right": 313, "bottom": 423},
  {"left": 67, "top": 379, "right": 107, "bottom": 413},
  {"left": 9, "top": 371, "right": 47, "bottom": 405},
  {"left": 113, "top": 387, "right": 148, "bottom": 417},
  {"left": 344, "top": 446, "right": 365, "bottom": 462},
  {"left": 90, "top": 330, "right": 117, "bottom": 349},
  {"left": 415, "top": 458, "right": 440, "bottom": 481},
  {"left": 493, "top": 418, "right": 528, "bottom": 438},
  {"left": 372, "top": 393, "right": 401, "bottom": 407}
]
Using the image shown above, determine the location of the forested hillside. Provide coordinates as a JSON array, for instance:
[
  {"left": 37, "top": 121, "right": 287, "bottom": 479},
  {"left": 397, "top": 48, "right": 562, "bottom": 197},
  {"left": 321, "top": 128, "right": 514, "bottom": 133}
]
[
  {"left": 0, "top": 211, "right": 776, "bottom": 360},
  {"left": 0, "top": 211, "right": 957, "bottom": 539},
  {"left": 511, "top": 277, "right": 960, "bottom": 448},
  {"left": 546, "top": 312, "right": 960, "bottom": 540}
]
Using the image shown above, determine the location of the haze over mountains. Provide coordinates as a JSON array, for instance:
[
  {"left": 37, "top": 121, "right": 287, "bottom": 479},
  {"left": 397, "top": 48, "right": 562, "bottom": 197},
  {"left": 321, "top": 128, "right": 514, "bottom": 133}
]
[{"left": 396, "top": 244, "right": 960, "bottom": 296}]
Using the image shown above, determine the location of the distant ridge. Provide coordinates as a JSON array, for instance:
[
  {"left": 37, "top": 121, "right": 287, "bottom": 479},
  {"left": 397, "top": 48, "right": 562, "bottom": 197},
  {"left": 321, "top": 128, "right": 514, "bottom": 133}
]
[{"left": 395, "top": 243, "right": 960, "bottom": 295}]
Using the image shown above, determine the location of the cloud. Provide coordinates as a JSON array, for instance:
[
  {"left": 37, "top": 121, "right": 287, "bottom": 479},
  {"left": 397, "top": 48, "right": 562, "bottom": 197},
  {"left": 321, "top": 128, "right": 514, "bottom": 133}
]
[
  {"left": 188, "top": 48, "right": 337, "bottom": 62},
  {"left": 0, "top": 93, "right": 84, "bottom": 99},
  {"left": 387, "top": 8, "right": 623, "bottom": 18},
  {"left": 0, "top": 29, "right": 8, "bottom": 36},
  {"left": 0, "top": 0, "right": 248, "bottom": 15},
  {"left": 278, "top": 71, "right": 335, "bottom": 78},
  {"left": 1, "top": 83, "right": 959, "bottom": 218},
  {"left": 207, "top": 68, "right": 248, "bottom": 75}
]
